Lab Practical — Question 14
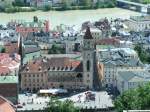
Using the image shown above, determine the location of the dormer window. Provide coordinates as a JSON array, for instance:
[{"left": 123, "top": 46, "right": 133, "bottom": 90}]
[
  {"left": 57, "top": 67, "right": 60, "bottom": 70},
  {"left": 53, "top": 67, "right": 55, "bottom": 70},
  {"left": 39, "top": 67, "right": 41, "bottom": 71},
  {"left": 70, "top": 66, "right": 73, "bottom": 70},
  {"left": 26, "top": 67, "right": 29, "bottom": 71},
  {"left": 65, "top": 66, "right": 68, "bottom": 70},
  {"left": 61, "top": 67, "right": 64, "bottom": 70},
  {"left": 48, "top": 67, "right": 50, "bottom": 70}
]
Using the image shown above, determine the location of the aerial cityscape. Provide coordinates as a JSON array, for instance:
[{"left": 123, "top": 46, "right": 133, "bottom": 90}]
[{"left": 0, "top": 0, "right": 150, "bottom": 112}]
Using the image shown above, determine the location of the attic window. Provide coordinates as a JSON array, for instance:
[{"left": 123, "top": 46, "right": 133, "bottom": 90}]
[
  {"left": 57, "top": 67, "right": 60, "bottom": 70},
  {"left": 65, "top": 66, "right": 68, "bottom": 70},
  {"left": 70, "top": 66, "right": 73, "bottom": 70},
  {"left": 61, "top": 67, "right": 64, "bottom": 70},
  {"left": 26, "top": 67, "right": 29, "bottom": 71},
  {"left": 48, "top": 67, "right": 50, "bottom": 70},
  {"left": 53, "top": 67, "right": 55, "bottom": 70},
  {"left": 39, "top": 67, "right": 41, "bottom": 71}
]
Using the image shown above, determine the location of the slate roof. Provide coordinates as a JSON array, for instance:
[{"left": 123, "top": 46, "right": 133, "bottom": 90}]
[
  {"left": 25, "top": 47, "right": 41, "bottom": 54},
  {"left": 118, "top": 71, "right": 150, "bottom": 82}
]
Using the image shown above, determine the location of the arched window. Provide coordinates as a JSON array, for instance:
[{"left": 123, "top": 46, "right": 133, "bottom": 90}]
[{"left": 87, "top": 60, "right": 90, "bottom": 71}]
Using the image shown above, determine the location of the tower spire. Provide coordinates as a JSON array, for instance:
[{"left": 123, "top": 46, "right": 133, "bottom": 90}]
[
  {"left": 18, "top": 36, "right": 24, "bottom": 66},
  {"left": 84, "top": 27, "right": 93, "bottom": 39}
]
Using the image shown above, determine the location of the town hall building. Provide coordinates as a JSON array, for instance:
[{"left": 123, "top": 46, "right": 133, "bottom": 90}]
[{"left": 20, "top": 27, "right": 102, "bottom": 92}]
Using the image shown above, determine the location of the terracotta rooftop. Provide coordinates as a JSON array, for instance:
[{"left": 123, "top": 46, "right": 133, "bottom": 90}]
[
  {"left": 4, "top": 42, "right": 18, "bottom": 54},
  {"left": 22, "top": 57, "right": 83, "bottom": 73},
  {"left": 0, "top": 66, "right": 10, "bottom": 75},
  {"left": 96, "top": 38, "right": 120, "bottom": 45},
  {"left": 0, "top": 96, "right": 15, "bottom": 112},
  {"left": 23, "top": 60, "right": 44, "bottom": 73},
  {"left": 0, "top": 53, "right": 20, "bottom": 71},
  {"left": 46, "top": 57, "right": 80, "bottom": 67}
]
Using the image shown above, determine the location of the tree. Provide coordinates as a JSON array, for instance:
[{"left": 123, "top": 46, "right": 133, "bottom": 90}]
[
  {"left": 134, "top": 44, "right": 150, "bottom": 64},
  {"left": 13, "top": 0, "right": 25, "bottom": 7},
  {"left": 114, "top": 83, "right": 150, "bottom": 112},
  {"left": 1, "top": 48, "right": 5, "bottom": 53},
  {"left": 48, "top": 44, "right": 65, "bottom": 54},
  {"left": 43, "top": 5, "right": 52, "bottom": 11},
  {"left": 61, "top": 0, "right": 72, "bottom": 10},
  {"left": 80, "top": 0, "right": 92, "bottom": 7},
  {"left": 46, "top": 97, "right": 80, "bottom": 112}
]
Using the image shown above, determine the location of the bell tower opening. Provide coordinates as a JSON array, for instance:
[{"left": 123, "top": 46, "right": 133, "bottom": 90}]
[{"left": 87, "top": 60, "right": 90, "bottom": 71}]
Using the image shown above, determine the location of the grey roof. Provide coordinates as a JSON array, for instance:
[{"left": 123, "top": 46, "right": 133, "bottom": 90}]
[
  {"left": 25, "top": 47, "right": 41, "bottom": 54},
  {"left": 102, "top": 57, "right": 144, "bottom": 67},
  {"left": 118, "top": 71, "right": 136, "bottom": 81},
  {"left": 118, "top": 71, "right": 150, "bottom": 82}
]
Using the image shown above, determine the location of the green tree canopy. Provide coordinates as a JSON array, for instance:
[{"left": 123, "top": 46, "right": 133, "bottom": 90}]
[
  {"left": 80, "top": 0, "right": 92, "bottom": 7},
  {"left": 114, "top": 83, "right": 150, "bottom": 112},
  {"left": 1, "top": 47, "right": 5, "bottom": 53},
  {"left": 46, "top": 97, "right": 80, "bottom": 112},
  {"left": 61, "top": 0, "right": 72, "bottom": 9}
]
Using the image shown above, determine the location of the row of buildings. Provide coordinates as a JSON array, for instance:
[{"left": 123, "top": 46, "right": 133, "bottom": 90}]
[
  {"left": 26, "top": 0, "right": 98, "bottom": 8},
  {"left": 1, "top": 14, "right": 150, "bottom": 111},
  {"left": 20, "top": 27, "right": 102, "bottom": 92},
  {"left": 0, "top": 53, "right": 20, "bottom": 104},
  {"left": 19, "top": 24, "right": 150, "bottom": 95}
]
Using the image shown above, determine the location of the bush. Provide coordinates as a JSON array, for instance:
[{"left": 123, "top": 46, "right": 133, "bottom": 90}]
[
  {"left": 1, "top": 48, "right": 5, "bottom": 53},
  {"left": 4, "top": 7, "right": 37, "bottom": 13},
  {"left": 46, "top": 97, "right": 80, "bottom": 112},
  {"left": 114, "top": 83, "right": 150, "bottom": 112},
  {"left": 43, "top": 5, "right": 52, "bottom": 11},
  {"left": 48, "top": 44, "right": 65, "bottom": 54}
]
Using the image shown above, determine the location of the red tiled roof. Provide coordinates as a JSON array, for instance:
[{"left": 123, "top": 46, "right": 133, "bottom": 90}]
[
  {"left": 96, "top": 38, "right": 120, "bottom": 45},
  {"left": 4, "top": 43, "right": 18, "bottom": 54},
  {"left": 22, "top": 57, "right": 83, "bottom": 72},
  {"left": 0, "top": 53, "right": 20, "bottom": 71},
  {"left": 47, "top": 57, "right": 81, "bottom": 68},
  {"left": 0, "top": 66, "right": 10, "bottom": 75},
  {"left": 0, "top": 96, "right": 15, "bottom": 112},
  {"left": 22, "top": 59, "right": 44, "bottom": 73}
]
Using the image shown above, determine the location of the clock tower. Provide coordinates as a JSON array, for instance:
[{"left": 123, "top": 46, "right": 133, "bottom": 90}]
[{"left": 82, "top": 27, "right": 95, "bottom": 89}]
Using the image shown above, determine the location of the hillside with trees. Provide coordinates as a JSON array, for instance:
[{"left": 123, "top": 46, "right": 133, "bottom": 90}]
[{"left": 0, "top": 0, "right": 117, "bottom": 12}]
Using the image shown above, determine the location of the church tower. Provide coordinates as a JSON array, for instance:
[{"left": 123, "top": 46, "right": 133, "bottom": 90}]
[
  {"left": 18, "top": 36, "right": 24, "bottom": 66},
  {"left": 82, "top": 27, "right": 95, "bottom": 89}
]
